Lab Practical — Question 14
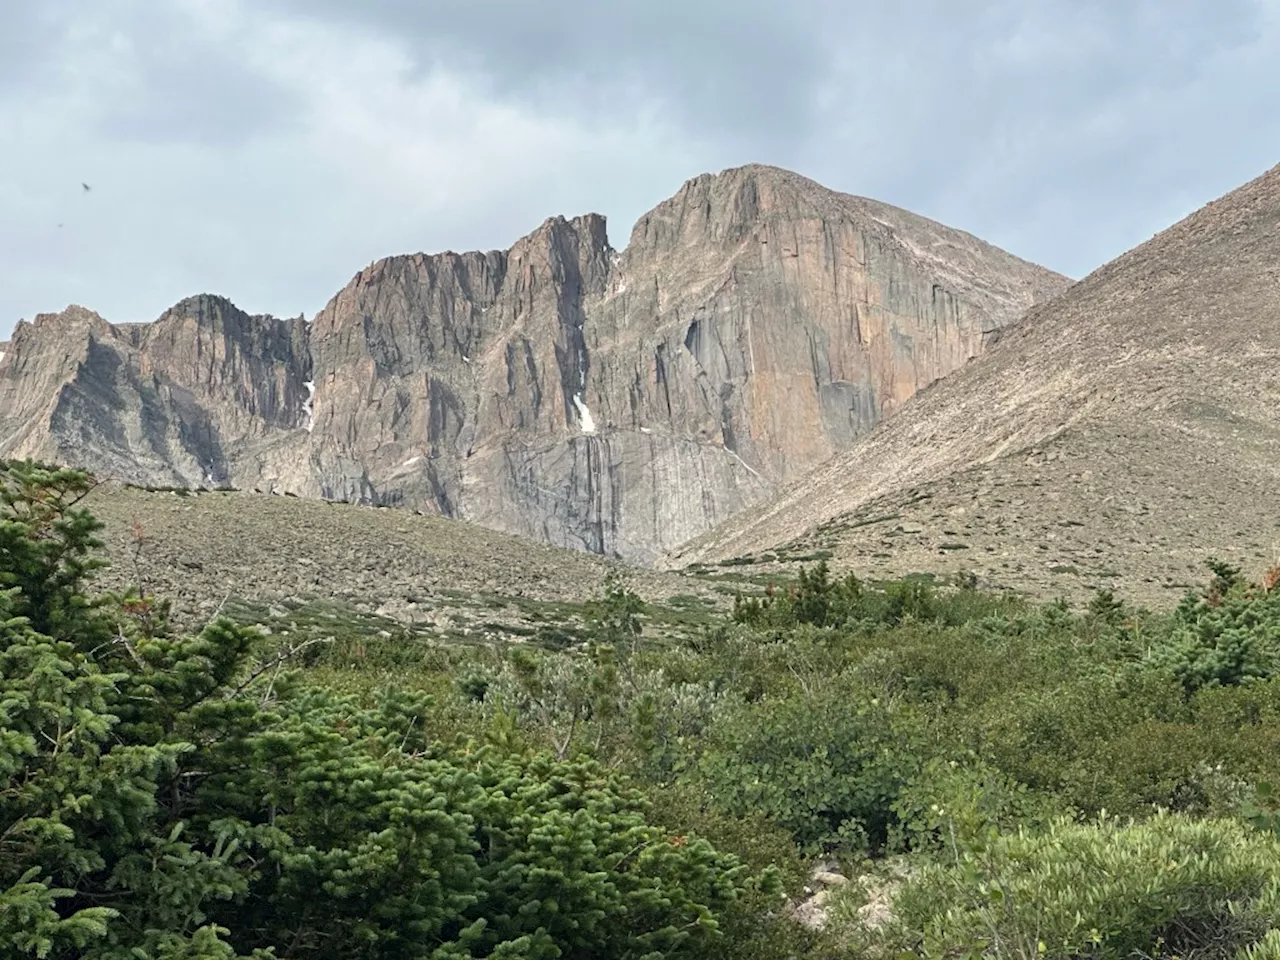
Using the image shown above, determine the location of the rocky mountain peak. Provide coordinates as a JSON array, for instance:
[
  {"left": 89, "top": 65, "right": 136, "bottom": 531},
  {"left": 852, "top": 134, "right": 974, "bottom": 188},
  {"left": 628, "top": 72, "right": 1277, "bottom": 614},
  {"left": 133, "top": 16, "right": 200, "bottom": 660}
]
[
  {"left": 625, "top": 164, "right": 775, "bottom": 253},
  {"left": 20, "top": 304, "right": 113, "bottom": 339},
  {"left": 504, "top": 212, "right": 613, "bottom": 311},
  {"left": 150, "top": 293, "right": 258, "bottom": 330},
  {"left": 670, "top": 161, "right": 1280, "bottom": 604},
  {"left": 1, "top": 165, "right": 1070, "bottom": 562},
  {"left": 2, "top": 306, "right": 114, "bottom": 388}
]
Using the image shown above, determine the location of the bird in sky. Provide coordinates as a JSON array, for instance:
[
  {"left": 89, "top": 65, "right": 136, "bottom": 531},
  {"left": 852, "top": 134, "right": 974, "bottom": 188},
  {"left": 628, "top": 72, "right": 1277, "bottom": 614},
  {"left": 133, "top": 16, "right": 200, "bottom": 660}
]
[{"left": 81, "top": 182, "right": 91, "bottom": 192}]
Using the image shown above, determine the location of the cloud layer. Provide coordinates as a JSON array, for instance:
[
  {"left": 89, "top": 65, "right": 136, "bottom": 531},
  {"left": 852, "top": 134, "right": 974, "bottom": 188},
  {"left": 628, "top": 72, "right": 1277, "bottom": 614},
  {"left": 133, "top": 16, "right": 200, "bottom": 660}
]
[{"left": 2, "top": 0, "right": 1277, "bottom": 337}]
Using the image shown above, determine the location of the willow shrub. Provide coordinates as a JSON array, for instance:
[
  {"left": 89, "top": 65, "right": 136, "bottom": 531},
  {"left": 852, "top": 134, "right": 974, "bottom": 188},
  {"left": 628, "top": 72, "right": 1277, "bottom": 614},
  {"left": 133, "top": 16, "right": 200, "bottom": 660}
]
[{"left": 851, "top": 812, "right": 1280, "bottom": 960}]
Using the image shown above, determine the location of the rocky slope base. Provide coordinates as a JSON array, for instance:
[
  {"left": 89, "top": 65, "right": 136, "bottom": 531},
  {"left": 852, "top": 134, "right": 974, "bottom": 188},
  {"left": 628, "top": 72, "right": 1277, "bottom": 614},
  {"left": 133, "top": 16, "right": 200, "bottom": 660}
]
[
  {"left": 80, "top": 483, "right": 723, "bottom": 640},
  {"left": 671, "top": 162, "right": 1280, "bottom": 607},
  {"left": 0, "top": 165, "right": 1068, "bottom": 563}
]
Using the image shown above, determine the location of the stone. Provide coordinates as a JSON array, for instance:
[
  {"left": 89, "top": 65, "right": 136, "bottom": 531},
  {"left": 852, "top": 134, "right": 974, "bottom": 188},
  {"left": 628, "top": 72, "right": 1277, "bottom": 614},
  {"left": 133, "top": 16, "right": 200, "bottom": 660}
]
[
  {"left": 811, "top": 870, "right": 850, "bottom": 887},
  {"left": 670, "top": 161, "right": 1280, "bottom": 609}
]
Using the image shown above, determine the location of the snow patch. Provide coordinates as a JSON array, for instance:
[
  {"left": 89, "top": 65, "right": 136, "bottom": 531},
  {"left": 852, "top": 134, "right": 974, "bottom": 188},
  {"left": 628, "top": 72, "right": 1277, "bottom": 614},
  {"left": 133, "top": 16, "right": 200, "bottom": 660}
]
[
  {"left": 462, "top": 355, "right": 471, "bottom": 364},
  {"left": 402, "top": 456, "right": 424, "bottom": 467},
  {"left": 0, "top": 351, "right": 5, "bottom": 363},
  {"left": 303, "top": 380, "right": 316, "bottom": 433},
  {"left": 617, "top": 284, "right": 627, "bottom": 294},
  {"left": 725, "top": 447, "right": 763, "bottom": 481},
  {"left": 639, "top": 426, "right": 651, "bottom": 434},
  {"left": 572, "top": 394, "right": 596, "bottom": 434}
]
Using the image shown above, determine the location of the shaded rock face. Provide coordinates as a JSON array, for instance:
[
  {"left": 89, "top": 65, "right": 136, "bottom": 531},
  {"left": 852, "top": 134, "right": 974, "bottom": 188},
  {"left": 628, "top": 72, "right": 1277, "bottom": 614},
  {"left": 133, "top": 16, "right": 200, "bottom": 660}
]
[
  {"left": 0, "top": 299, "right": 311, "bottom": 489},
  {"left": 0, "top": 164, "right": 1068, "bottom": 562}
]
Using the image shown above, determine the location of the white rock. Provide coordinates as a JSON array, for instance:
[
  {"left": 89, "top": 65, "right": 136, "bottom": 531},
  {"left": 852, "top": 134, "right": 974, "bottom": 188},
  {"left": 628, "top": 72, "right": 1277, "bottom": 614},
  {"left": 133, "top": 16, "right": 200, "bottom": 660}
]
[{"left": 812, "top": 870, "right": 849, "bottom": 887}]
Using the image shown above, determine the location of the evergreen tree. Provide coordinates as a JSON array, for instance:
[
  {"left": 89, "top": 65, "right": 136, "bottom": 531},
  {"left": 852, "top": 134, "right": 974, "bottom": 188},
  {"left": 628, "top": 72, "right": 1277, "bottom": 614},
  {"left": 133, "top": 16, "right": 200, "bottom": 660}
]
[{"left": 0, "top": 461, "right": 760, "bottom": 958}]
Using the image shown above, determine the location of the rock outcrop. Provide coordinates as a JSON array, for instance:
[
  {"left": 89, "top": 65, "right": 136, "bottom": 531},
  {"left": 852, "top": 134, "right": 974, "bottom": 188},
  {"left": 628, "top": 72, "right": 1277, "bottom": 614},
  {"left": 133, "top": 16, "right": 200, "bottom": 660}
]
[
  {"left": 0, "top": 164, "right": 1069, "bottom": 562},
  {"left": 0, "top": 298, "right": 311, "bottom": 488}
]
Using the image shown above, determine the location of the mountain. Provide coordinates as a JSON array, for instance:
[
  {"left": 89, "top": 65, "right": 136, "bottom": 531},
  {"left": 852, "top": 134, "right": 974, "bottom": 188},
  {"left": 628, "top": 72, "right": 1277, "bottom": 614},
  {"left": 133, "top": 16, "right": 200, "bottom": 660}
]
[
  {"left": 669, "top": 162, "right": 1280, "bottom": 605},
  {"left": 0, "top": 300, "right": 312, "bottom": 487},
  {"left": 0, "top": 164, "right": 1068, "bottom": 562}
]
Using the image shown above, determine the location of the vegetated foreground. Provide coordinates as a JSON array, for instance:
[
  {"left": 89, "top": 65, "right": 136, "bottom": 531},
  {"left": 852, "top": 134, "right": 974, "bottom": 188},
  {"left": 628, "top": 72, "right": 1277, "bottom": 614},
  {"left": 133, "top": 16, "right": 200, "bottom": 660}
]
[{"left": 7, "top": 458, "right": 1280, "bottom": 960}]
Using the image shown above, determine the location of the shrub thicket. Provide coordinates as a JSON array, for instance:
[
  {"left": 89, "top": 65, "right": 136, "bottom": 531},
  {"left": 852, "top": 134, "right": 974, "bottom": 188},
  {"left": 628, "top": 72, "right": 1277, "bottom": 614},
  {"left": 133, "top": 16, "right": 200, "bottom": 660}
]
[
  {"left": 870, "top": 813, "right": 1280, "bottom": 960},
  {"left": 0, "top": 462, "right": 766, "bottom": 959},
  {"left": 9, "top": 459, "right": 1280, "bottom": 959}
]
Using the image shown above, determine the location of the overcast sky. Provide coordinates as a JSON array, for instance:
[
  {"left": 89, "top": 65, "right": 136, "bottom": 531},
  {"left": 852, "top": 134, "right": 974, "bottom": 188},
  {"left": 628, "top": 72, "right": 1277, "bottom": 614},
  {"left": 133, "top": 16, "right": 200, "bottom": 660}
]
[{"left": 2, "top": 0, "right": 1278, "bottom": 339}]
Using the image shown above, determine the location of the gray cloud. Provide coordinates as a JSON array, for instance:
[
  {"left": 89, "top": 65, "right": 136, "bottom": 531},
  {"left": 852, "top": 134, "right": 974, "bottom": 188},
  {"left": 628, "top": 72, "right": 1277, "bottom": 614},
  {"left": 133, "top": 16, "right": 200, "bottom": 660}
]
[
  {"left": 1, "top": 0, "right": 1278, "bottom": 339},
  {"left": 262, "top": 0, "right": 835, "bottom": 145},
  {"left": 0, "top": 2, "right": 74, "bottom": 89},
  {"left": 93, "top": 13, "right": 302, "bottom": 147}
]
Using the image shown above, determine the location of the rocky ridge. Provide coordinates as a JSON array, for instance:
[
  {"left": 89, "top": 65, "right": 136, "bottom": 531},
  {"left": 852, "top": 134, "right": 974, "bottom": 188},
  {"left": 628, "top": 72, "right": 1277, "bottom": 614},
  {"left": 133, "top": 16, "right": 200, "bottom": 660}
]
[{"left": 0, "top": 164, "right": 1068, "bottom": 562}]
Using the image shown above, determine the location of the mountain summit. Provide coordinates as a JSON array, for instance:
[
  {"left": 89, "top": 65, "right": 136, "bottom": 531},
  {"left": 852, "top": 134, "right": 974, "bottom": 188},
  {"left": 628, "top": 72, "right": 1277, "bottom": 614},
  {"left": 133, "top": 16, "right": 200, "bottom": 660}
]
[
  {"left": 0, "top": 164, "right": 1067, "bottom": 561},
  {"left": 670, "top": 162, "right": 1280, "bottom": 603}
]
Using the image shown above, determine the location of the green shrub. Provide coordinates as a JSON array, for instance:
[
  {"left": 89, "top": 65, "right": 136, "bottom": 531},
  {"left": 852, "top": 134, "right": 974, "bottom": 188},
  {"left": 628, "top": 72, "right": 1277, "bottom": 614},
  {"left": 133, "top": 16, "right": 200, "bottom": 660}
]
[
  {"left": 0, "top": 461, "right": 765, "bottom": 959},
  {"left": 734, "top": 563, "right": 1023, "bottom": 632},
  {"left": 22, "top": 457, "right": 1280, "bottom": 959},
  {"left": 976, "top": 668, "right": 1198, "bottom": 816},
  {"left": 855, "top": 813, "right": 1280, "bottom": 960},
  {"left": 644, "top": 779, "right": 806, "bottom": 886},
  {"left": 891, "top": 757, "right": 1066, "bottom": 853},
  {"left": 1146, "top": 574, "right": 1280, "bottom": 693},
  {"left": 699, "top": 686, "right": 923, "bottom": 853}
]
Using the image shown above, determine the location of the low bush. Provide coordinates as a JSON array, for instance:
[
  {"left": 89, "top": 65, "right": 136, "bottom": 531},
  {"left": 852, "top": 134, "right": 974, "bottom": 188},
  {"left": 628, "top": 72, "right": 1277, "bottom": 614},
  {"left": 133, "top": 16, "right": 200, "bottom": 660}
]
[
  {"left": 857, "top": 813, "right": 1280, "bottom": 960},
  {"left": 0, "top": 461, "right": 767, "bottom": 959},
  {"left": 698, "top": 685, "right": 923, "bottom": 854}
]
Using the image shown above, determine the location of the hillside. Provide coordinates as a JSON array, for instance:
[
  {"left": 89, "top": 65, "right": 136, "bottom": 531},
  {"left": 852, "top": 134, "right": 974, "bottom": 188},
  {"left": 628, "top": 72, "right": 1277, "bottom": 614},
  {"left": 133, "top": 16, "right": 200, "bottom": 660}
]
[
  {"left": 670, "top": 162, "right": 1280, "bottom": 606},
  {"left": 0, "top": 164, "right": 1068, "bottom": 563},
  {"left": 78, "top": 482, "right": 722, "bottom": 643}
]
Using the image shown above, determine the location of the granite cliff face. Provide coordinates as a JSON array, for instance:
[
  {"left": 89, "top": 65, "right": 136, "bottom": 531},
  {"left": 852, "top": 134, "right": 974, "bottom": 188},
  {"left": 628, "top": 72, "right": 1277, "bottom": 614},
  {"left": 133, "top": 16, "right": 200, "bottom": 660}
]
[
  {"left": 669, "top": 162, "right": 1280, "bottom": 605},
  {"left": 0, "top": 164, "right": 1069, "bottom": 562}
]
